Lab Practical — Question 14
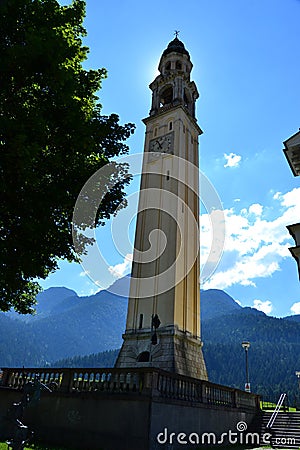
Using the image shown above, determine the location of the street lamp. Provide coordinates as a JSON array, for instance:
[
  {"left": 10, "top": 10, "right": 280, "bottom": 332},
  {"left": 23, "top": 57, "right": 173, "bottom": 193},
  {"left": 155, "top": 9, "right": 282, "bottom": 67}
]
[
  {"left": 295, "top": 372, "right": 300, "bottom": 410},
  {"left": 242, "top": 341, "right": 251, "bottom": 392},
  {"left": 295, "top": 372, "right": 300, "bottom": 390}
]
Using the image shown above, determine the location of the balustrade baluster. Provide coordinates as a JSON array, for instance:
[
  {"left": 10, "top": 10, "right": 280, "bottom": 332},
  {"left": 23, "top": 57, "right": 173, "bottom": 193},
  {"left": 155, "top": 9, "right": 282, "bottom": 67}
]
[
  {"left": 9, "top": 372, "right": 15, "bottom": 388},
  {"left": 119, "top": 372, "right": 125, "bottom": 391}
]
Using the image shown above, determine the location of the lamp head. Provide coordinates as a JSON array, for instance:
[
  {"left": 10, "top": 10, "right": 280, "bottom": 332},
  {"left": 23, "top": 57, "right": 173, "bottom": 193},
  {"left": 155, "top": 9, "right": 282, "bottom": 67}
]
[{"left": 242, "top": 341, "right": 250, "bottom": 350}]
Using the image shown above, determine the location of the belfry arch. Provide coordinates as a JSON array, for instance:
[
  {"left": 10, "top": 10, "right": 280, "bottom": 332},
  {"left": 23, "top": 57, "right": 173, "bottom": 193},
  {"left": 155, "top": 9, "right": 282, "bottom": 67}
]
[{"left": 159, "top": 85, "right": 173, "bottom": 107}]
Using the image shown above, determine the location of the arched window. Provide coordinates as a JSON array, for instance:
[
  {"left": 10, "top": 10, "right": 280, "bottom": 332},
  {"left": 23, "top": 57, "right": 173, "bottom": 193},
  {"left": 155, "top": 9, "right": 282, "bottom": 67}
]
[
  {"left": 159, "top": 85, "right": 173, "bottom": 107},
  {"left": 165, "top": 62, "right": 171, "bottom": 71},
  {"left": 137, "top": 351, "right": 150, "bottom": 362}
]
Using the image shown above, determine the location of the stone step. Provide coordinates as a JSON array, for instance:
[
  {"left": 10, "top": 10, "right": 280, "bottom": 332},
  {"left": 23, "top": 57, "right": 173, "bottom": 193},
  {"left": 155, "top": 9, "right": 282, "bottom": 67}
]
[{"left": 260, "top": 411, "right": 300, "bottom": 449}]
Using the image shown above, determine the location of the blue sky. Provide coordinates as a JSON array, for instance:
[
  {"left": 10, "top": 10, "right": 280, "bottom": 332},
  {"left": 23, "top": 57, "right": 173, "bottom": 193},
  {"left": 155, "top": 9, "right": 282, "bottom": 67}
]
[{"left": 42, "top": 0, "right": 300, "bottom": 317}]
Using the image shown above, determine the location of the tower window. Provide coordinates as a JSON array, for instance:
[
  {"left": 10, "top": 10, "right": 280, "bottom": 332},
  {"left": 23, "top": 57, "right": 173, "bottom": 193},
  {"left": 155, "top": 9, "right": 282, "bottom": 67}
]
[
  {"left": 176, "top": 61, "right": 182, "bottom": 70},
  {"left": 165, "top": 62, "right": 171, "bottom": 71},
  {"left": 139, "top": 314, "right": 143, "bottom": 329},
  {"left": 166, "top": 170, "right": 170, "bottom": 181},
  {"left": 137, "top": 351, "right": 150, "bottom": 362},
  {"left": 154, "top": 127, "right": 158, "bottom": 137},
  {"left": 169, "top": 121, "right": 173, "bottom": 131},
  {"left": 183, "top": 125, "right": 186, "bottom": 134},
  {"left": 159, "top": 85, "right": 173, "bottom": 107}
]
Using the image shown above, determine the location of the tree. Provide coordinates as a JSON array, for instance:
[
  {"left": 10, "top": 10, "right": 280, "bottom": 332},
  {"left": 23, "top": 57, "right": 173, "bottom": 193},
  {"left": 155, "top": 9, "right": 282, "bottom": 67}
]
[{"left": 0, "top": 0, "right": 135, "bottom": 313}]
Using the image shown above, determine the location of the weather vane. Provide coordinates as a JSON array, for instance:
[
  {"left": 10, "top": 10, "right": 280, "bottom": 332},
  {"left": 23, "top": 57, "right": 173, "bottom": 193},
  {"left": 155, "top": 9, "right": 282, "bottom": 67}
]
[{"left": 174, "top": 30, "right": 180, "bottom": 38}]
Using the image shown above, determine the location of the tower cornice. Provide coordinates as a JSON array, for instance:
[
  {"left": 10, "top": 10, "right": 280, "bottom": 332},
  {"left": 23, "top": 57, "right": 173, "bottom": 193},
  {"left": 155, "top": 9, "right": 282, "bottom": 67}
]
[{"left": 143, "top": 104, "right": 203, "bottom": 136}]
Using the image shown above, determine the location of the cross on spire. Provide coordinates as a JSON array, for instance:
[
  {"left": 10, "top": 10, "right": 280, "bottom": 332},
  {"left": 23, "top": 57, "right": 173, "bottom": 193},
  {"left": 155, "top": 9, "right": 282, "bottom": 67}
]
[{"left": 174, "top": 30, "right": 180, "bottom": 38}]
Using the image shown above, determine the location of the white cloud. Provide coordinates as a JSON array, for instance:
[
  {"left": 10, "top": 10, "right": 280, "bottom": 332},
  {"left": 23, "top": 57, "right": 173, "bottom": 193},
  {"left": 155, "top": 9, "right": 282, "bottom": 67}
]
[
  {"left": 248, "top": 203, "right": 263, "bottom": 217},
  {"left": 290, "top": 302, "right": 300, "bottom": 315},
  {"left": 252, "top": 299, "right": 273, "bottom": 314},
  {"left": 280, "top": 188, "right": 300, "bottom": 209},
  {"left": 201, "top": 187, "right": 300, "bottom": 289},
  {"left": 224, "top": 152, "right": 242, "bottom": 168},
  {"left": 108, "top": 253, "right": 133, "bottom": 278}
]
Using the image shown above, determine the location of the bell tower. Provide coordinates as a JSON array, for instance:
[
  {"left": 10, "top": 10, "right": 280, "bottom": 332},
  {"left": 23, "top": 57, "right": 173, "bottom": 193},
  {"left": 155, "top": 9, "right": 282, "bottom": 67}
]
[{"left": 115, "top": 37, "right": 208, "bottom": 380}]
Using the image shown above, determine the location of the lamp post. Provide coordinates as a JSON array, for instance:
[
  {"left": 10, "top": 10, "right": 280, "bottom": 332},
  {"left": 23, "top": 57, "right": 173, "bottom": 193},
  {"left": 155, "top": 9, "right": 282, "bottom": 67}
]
[
  {"left": 242, "top": 341, "right": 251, "bottom": 392},
  {"left": 296, "top": 371, "right": 300, "bottom": 390},
  {"left": 295, "top": 372, "right": 300, "bottom": 410}
]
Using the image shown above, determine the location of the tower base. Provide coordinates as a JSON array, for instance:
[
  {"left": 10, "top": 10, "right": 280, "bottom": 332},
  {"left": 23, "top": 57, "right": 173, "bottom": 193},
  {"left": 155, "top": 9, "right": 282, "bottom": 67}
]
[{"left": 115, "top": 325, "right": 208, "bottom": 380}]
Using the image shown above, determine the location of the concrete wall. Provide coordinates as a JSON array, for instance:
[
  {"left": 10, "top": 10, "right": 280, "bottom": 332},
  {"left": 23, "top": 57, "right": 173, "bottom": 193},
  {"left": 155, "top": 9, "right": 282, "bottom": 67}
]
[
  {"left": 150, "top": 399, "right": 257, "bottom": 449},
  {"left": 0, "top": 388, "right": 150, "bottom": 450},
  {"left": 0, "top": 387, "right": 259, "bottom": 450}
]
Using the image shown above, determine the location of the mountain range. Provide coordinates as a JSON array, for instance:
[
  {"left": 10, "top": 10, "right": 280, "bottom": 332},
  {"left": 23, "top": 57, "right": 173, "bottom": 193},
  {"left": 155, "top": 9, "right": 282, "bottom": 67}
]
[{"left": 1, "top": 277, "right": 300, "bottom": 403}]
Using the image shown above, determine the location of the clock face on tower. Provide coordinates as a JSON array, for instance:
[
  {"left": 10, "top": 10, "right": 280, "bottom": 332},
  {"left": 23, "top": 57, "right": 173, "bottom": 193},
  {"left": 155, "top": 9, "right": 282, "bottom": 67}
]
[{"left": 149, "top": 132, "right": 174, "bottom": 155}]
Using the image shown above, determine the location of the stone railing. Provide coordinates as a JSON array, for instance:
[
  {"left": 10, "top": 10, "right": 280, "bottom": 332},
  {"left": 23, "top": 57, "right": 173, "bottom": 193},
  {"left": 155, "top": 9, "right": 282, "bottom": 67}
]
[
  {"left": 155, "top": 370, "right": 259, "bottom": 409},
  {"left": 0, "top": 367, "right": 259, "bottom": 410},
  {"left": 0, "top": 367, "right": 146, "bottom": 395}
]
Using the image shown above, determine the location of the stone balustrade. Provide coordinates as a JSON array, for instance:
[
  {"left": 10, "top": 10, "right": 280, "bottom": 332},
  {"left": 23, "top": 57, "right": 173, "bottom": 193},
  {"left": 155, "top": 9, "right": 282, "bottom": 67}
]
[{"left": 0, "top": 366, "right": 259, "bottom": 410}]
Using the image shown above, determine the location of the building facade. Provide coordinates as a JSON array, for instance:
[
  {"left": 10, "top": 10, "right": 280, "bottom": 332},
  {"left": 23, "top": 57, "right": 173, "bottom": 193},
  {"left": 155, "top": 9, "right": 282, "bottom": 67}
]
[{"left": 283, "top": 130, "right": 300, "bottom": 278}]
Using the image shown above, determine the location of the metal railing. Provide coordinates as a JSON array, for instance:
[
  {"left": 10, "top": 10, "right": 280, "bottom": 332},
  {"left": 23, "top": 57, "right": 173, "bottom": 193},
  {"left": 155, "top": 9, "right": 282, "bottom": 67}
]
[{"left": 266, "top": 393, "right": 287, "bottom": 429}]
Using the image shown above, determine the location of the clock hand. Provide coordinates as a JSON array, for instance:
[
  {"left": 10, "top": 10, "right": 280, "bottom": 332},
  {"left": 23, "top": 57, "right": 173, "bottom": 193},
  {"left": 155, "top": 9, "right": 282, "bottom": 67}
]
[{"left": 156, "top": 140, "right": 162, "bottom": 149}]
